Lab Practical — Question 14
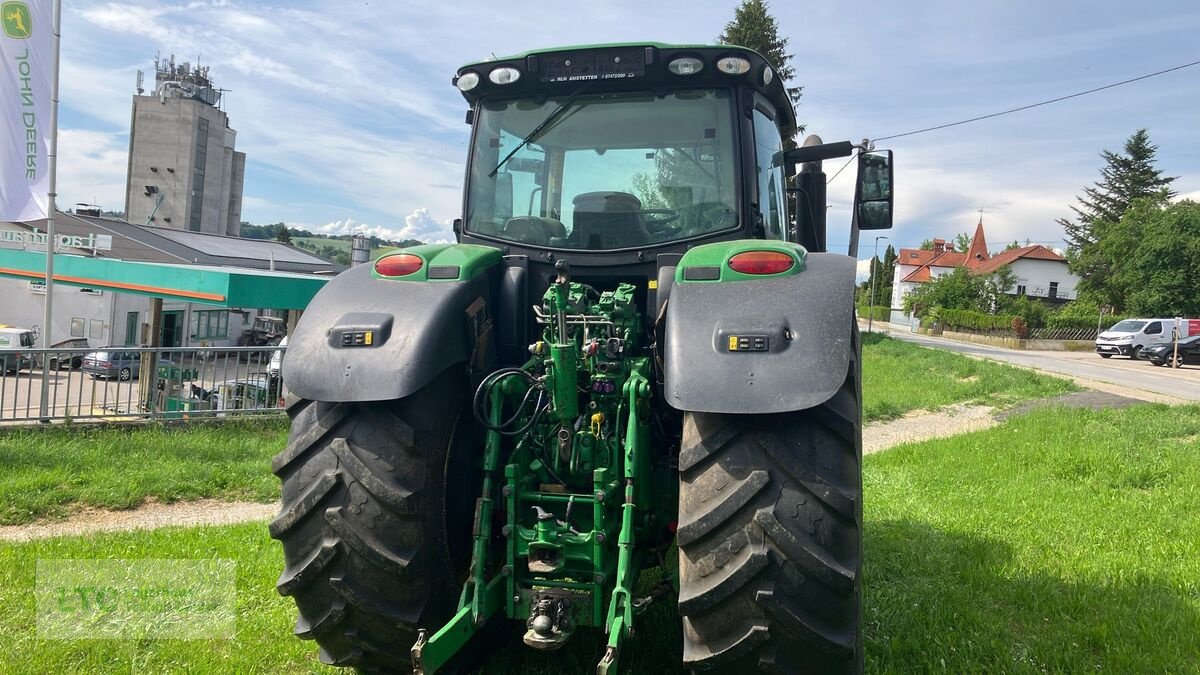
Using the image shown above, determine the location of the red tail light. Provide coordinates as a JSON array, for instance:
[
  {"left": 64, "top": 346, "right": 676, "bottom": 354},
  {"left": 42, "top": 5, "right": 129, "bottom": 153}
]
[
  {"left": 728, "top": 251, "right": 795, "bottom": 275},
  {"left": 374, "top": 253, "right": 423, "bottom": 277}
]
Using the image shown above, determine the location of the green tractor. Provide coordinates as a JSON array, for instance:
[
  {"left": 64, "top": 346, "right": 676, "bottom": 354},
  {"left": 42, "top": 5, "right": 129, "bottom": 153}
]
[{"left": 272, "top": 42, "right": 893, "bottom": 674}]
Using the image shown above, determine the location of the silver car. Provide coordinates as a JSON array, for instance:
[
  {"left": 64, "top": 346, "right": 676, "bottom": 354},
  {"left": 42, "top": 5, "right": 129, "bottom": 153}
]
[{"left": 81, "top": 350, "right": 171, "bottom": 381}]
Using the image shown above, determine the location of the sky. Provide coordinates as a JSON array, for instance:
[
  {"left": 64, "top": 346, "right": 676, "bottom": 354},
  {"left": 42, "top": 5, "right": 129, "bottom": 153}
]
[{"left": 53, "top": 0, "right": 1200, "bottom": 264}]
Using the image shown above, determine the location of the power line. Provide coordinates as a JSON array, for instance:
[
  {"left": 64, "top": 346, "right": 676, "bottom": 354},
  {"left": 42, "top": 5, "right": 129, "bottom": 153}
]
[
  {"left": 872, "top": 59, "right": 1200, "bottom": 143},
  {"left": 826, "top": 152, "right": 857, "bottom": 184}
]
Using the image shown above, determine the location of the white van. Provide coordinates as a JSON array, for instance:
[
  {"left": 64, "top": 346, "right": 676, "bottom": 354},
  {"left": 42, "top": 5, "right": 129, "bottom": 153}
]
[
  {"left": 1095, "top": 318, "right": 1192, "bottom": 359},
  {"left": 0, "top": 326, "right": 37, "bottom": 373}
]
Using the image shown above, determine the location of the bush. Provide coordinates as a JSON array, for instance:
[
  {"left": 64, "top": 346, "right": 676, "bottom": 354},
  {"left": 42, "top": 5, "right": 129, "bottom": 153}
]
[
  {"left": 1046, "top": 313, "right": 1130, "bottom": 330},
  {"left": 934, "top": 308, "right": 1025, "bottom": 334},
  {"left": 1001, "top": 295, "right": 1050, "bottom": 329},
  {"left": 857, "top": 305, "right": 890, "bottom": 322}
]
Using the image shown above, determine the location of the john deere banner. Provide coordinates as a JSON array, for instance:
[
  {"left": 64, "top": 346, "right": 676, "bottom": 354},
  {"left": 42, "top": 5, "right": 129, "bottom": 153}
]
[{"left": 0, "top": 0, "right": 52, "bottom": 221}]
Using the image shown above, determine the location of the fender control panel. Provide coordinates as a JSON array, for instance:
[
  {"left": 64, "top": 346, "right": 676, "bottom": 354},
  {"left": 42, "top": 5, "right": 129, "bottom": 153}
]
[
  {"left": 329, "top": 312, "right": 393, "bottom": 348},
  {"left": 726, "top": 334, "right": 769, "bottom": 352}
]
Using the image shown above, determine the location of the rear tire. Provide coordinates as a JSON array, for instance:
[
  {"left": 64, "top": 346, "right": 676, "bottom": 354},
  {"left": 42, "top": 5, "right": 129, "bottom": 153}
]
[
  {"left": 1099, "top": 354, "right": 1112, "bottom": 359},
  {"left": 118, "top": 367, "right": 132, "bottom": 381},
  {"left": 677, "top": 328, "right": 863, "bottom": 674},
  {"left": 271, "top": 370, "right": 475, "bottom": 671}
]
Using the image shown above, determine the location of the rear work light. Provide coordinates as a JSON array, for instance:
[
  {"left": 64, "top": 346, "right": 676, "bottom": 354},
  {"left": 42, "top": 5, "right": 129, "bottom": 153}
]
[
  {"left": 728, "top": 250, "right": 795, "bottom": 275},
  {"left": 668, "top": 57, "right": 703, "bottom": 75},
  {"left": 488, "top": 67, "right": 521, "bottom": 85},
  {"left": 374, "top": 253, "right": 424, "bottom": 277},
  {"left": 716, "top": 56, "right": 751, "bottom": 75}
]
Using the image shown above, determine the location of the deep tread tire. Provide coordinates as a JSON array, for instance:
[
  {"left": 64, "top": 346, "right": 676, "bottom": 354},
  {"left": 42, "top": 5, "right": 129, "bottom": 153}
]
[
  {"left": 271, "top": 371, "right": 472, "bottom": 672},
  {"left": 678, "top": 328, "right": 863, "bottom": 674}
]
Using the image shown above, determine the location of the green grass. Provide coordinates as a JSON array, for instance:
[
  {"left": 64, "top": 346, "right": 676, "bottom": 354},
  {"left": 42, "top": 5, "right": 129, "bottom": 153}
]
[
  {"left": 5, "top": 405, "right": 1196, "bottom": 673},
  {"left": 861, "top": 332, "right": 1077, "bottom": 421},
  {"left": 0, "top": 522, "right": 328, "bottom": 673},
  {"left": 0, "top": 420, "right": 287, "bottom": 525},
  {"left": 865, "top": 403, "right": 1200, "bottom": 672}
]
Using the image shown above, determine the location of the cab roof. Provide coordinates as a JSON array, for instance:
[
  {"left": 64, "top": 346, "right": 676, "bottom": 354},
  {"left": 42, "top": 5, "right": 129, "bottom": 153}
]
[{"left": 455, "top": 43, "right": 797, "bottom": 138}]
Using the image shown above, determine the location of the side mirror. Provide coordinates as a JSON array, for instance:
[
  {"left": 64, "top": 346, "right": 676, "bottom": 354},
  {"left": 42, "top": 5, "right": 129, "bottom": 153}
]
[{"left": 855, "top": 150, "right": 893, "bottom": 230}]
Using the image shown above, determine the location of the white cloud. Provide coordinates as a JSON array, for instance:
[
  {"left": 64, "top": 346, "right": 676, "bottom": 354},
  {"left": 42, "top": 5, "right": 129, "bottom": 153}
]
[
  {"left": 56, "top": 129, "right": 129, "bottom": 211},
  {"left": 400, "top": 209, "right": 455, "bottom": 243},
  {"left": 309, "top": 210, "right": 454, "bottom": 244}
]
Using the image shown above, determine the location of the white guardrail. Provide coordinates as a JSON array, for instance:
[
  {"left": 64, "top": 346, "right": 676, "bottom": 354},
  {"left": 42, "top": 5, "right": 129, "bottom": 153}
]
[{"left": 0, "top": 346, "right": 287, "bottom": 424}]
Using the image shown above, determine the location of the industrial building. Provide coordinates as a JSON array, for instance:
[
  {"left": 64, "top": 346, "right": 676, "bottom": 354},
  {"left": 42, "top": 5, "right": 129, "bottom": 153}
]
[
  {"left": 123, "top": 56, "right": 245, "bottom": 236},
  {"left": 0, "top": 209, "right": 335, "bottom": 350}
]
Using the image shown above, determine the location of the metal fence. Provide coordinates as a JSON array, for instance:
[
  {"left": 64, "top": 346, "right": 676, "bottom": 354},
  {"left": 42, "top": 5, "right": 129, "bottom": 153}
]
[
  {"left": 1028, "top": 327, "right": 1098, "bottom": 341},
  {"left": 0, "top": 346, "right": 287, "bottom": 424}
]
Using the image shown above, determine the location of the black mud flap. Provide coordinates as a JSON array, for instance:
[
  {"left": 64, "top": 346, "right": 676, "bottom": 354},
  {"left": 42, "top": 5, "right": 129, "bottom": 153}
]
[
  {"left": 664, "top": 252, "right": 855, "bottom": 414},
  {"left": 285, "top": 264, "right": 498, "bottom": 403}
]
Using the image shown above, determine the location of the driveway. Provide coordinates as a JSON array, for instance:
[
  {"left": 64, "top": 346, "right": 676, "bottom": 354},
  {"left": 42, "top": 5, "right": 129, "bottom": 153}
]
[{"left": 867, "top": 323, "right": 1200, "bottom": 403}]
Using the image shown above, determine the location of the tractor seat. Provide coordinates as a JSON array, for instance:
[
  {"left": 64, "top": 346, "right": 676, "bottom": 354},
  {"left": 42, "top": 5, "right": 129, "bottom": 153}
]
[
  {"left": 570, "top": 191, "right": 651, "bottom": 249},
  {"left": 503, "top": 216, "right": 568, "bottom": 245}
]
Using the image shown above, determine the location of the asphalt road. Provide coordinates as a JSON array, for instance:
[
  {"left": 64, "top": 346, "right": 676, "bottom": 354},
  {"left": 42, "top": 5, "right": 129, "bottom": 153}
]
[{"left": 867, "top": 324, "right": 1200, "bottom": 403}]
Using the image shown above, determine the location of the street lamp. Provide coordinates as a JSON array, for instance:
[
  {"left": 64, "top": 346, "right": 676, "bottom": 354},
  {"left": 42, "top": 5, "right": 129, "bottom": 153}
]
[{"left": 868, "top": 235, "right": 889, "bottom": 333}]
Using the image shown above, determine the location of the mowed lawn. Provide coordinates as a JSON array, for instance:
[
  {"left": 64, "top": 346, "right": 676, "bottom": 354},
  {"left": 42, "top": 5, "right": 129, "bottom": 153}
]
[
  {"left": 0, "top": 333, "right": 1070, "bottom": 526},
  {"left": 860, "top": 332, "right": 1077, "bottom": 421},
  {"left": 866, "top": 403, "right": 1200, "bottom": 673},
  {"left": 0, "top": 420, "right": 286, "bottom": 525},
  {"left": 2, "top": 404, "right": 1196, "bottom": 673}
]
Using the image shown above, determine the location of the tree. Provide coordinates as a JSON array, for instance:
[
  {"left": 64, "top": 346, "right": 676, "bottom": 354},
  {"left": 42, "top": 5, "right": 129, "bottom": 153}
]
[
  {"left": 275, "top": 223, "right": 292, "bottom": 244},
  {"left": 1059, "top": 129, "right": 1176, "bottom": 307},
  {"left": 856, "top": 244, "right": 896, "bottom": 308},
  {"left": 718, "top": 0, "right": 802, "bottom": 109},
  {"left": 1004, "top": 240, "right": 1021, "bottom": 251},
  {"left": 1095, "top": 198, "right": 1200, "bottom": 317},
  {"left": 953, "top": 232, "right": 972, "bottom": 253},
  {"left": 902, "top": 265, "right": 1016, "bottom": 318}
]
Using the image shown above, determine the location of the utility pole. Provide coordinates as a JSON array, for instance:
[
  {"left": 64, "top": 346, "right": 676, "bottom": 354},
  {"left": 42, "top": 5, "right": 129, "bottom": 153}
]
[{"left": 868, "top": 235, "right": 888, "bottom": 333}]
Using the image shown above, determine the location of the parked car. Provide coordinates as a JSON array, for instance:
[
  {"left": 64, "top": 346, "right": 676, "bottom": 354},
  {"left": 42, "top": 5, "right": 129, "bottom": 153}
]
[
  {"left": 1095, "top": 318, "right": 1195, "bottom": 359},
  {"left": 81, "top": 350, "right": 172, "bottom": 380},
  {"left": 46, "top": 338, "right": 90, "bottom": 370},
  {"left": 0, "top": 326, "right": 36, "bottom": 373},
  {"left": 212, "top": 376, "right": 276, "bottom": 413},
  {"left": 1140, "top": 335, "right": 1200, "bottom": 368}
]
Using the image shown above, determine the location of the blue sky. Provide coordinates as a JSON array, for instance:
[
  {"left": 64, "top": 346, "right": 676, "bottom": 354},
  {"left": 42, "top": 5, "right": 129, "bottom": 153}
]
[{"left": 54, "top": 0, "right": 1200, "bottom": 259}]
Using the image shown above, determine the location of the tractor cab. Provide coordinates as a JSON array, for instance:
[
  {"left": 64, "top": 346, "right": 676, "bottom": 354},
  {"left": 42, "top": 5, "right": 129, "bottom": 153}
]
[{"left": 455, "top": 43, "right": 891, "bottom": 261}]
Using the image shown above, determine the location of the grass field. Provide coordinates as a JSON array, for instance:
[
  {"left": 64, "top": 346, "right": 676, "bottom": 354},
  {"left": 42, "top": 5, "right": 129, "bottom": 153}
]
[
  {"left": 292, "top": 237, "right": 396, "bottom": 260},
  {"left": 0, "top": 420, "right": 286, "bottom": 525},
  {"left": 0, "top": 334, "right": 1070, "bottom": 527},
  {"left": 3, "top": 404, "right": 1196, "bottom": 672},
  {"left": 860, "top": 332, "right": 1077, "bottom": 421}
]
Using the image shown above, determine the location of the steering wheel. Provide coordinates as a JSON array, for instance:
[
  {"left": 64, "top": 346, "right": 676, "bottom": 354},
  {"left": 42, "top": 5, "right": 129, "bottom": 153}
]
[{"left": 638, "top": 209, "right": 681, "bottom": 237}]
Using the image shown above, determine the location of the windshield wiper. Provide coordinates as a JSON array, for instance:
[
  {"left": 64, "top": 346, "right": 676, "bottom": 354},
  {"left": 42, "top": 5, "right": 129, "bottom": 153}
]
[{"left": 489, "top": 84, "right": 592, "bottom": 177}]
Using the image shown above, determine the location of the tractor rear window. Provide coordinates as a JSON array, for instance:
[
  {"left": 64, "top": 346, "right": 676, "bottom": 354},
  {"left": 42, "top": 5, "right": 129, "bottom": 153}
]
[{"left": 466, "top": 89, "right": 739, "bottom": 251}]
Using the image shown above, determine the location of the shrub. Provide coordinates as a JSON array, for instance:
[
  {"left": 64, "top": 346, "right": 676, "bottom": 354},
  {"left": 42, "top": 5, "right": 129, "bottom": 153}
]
[
  {"left": 857, "top": 305, "right": 890, "bottom": 322},
  {"left": 935, "top": 308, "right": 1025, "bottom": 334}
]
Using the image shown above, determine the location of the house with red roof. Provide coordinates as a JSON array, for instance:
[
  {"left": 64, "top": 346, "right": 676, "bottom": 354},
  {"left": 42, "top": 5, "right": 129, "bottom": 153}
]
[{"left": 889, "top": 221, "right": 1078, "bottom": 322}]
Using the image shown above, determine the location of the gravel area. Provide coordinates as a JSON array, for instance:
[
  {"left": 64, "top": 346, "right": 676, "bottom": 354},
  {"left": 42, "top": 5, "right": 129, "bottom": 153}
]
[
  {"left": 864, "top": 404, "right": 997, "bottom": 455},
  {"left": 0, "top": 499, "right": 277, "bottom": 543}
]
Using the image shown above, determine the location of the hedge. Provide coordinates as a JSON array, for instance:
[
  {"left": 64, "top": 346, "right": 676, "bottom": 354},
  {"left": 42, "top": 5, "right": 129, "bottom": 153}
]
[
  {"left": 857, "top": 305, "right": 890, "bottom": 322},
  {"left": 931, "top": 308, "right": 1025, "bottom": 335},
  {"left": 1046, "top": 313, "right": 1131, "bottom": 330}
]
